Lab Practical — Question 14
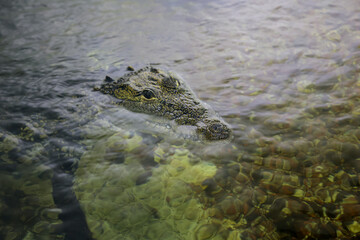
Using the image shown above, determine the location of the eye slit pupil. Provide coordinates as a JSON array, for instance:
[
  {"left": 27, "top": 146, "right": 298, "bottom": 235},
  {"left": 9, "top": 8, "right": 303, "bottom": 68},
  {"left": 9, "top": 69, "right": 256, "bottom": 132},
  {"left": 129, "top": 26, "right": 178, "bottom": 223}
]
[{"left": 142, "top": 90, "right": 155, "bottom": 99}]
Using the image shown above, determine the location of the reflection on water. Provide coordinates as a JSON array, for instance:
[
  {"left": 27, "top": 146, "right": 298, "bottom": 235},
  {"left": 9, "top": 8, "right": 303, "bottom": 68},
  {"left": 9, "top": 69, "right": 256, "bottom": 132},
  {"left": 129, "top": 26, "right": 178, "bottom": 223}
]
[{"left": 0, "top": 0, "right": 360, "bottom": 239}]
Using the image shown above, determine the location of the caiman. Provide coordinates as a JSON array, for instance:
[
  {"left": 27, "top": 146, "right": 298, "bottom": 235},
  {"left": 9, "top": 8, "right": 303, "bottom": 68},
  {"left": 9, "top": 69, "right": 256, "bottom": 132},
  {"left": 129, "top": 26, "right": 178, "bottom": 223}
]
[{"left": 94, "top": 66, "right": 231, "bottom": 140}]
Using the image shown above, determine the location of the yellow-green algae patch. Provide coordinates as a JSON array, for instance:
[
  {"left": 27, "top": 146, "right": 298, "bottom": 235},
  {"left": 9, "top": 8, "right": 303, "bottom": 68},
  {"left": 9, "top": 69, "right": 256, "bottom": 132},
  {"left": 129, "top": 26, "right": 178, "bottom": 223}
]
[{"left": 74, "top": 130, "right": 218, "bottom": 240}]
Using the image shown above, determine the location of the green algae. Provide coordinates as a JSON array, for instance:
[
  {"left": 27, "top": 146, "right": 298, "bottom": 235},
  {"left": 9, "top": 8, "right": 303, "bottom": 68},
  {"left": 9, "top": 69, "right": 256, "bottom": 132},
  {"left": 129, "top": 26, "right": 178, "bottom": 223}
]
[
  {"left": 0, "top": 133, "right": 63, "bottom": 240},
  {"left": 74, "top": 127, "right": 219, "bottom": 240}
]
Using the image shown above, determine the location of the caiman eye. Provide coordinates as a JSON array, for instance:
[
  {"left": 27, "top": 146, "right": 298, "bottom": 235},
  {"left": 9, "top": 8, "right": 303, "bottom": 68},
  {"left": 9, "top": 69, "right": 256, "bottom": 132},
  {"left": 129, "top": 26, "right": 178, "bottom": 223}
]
[{"left": 142, "top": 89, "right": 156, "bottom": 99}]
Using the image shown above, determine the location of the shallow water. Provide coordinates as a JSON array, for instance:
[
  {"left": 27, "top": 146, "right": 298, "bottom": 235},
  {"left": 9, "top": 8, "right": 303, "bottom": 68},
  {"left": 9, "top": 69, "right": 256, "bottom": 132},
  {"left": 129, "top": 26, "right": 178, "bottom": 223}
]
[{"left": 0, "top": 0, "right": 360, "bottom": 239}]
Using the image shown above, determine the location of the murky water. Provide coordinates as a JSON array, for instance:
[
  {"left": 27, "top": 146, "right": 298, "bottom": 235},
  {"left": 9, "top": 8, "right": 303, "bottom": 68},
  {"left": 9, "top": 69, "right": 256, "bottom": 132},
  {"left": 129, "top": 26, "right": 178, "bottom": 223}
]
[{"left": 1, "top": 0, "right": 360, "bottom": 239}]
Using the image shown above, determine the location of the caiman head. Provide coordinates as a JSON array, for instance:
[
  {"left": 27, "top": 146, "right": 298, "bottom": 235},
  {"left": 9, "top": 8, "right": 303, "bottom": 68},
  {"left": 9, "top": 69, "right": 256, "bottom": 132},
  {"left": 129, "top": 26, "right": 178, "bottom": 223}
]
[{"left": 95, "top": 66, "right": 231, "bottom": 140}]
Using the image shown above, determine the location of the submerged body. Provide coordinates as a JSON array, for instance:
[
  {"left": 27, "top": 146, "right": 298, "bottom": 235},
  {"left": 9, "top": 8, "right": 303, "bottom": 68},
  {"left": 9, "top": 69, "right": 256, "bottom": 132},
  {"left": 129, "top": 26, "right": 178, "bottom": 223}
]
[{"left": 95, "top": 66, "right": 231, "bottom": 140}]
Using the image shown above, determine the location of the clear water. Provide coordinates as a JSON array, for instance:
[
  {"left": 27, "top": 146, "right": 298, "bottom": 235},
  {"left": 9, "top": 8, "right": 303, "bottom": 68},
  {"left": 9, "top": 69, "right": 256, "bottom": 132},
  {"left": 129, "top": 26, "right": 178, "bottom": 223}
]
[{"left": 0, "top": 0, "right": 360, "bottom": 239}]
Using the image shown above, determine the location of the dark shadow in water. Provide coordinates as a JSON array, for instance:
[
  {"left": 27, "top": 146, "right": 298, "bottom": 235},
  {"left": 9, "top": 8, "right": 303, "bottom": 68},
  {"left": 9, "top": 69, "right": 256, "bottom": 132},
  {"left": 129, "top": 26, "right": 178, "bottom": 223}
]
[
  {"left": 52, "top": 170, "right": 93, "bottom": 240},
  {"left": 50, "top": 143, "right": 93, "bottom": 240}
]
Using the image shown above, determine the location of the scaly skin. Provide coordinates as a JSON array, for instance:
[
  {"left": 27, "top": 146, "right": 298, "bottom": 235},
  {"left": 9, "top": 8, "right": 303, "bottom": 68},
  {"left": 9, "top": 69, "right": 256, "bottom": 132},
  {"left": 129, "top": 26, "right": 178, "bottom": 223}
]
[{"left": 95, "top": 66, "right": 231, "bottom": 140}]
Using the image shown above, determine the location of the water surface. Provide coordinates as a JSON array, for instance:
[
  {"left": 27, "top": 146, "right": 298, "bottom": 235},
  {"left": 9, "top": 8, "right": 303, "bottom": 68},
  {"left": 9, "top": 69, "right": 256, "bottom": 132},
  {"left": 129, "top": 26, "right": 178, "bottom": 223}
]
[{"left": 0, "top": 0, "right": 360, "bottom": 239}]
